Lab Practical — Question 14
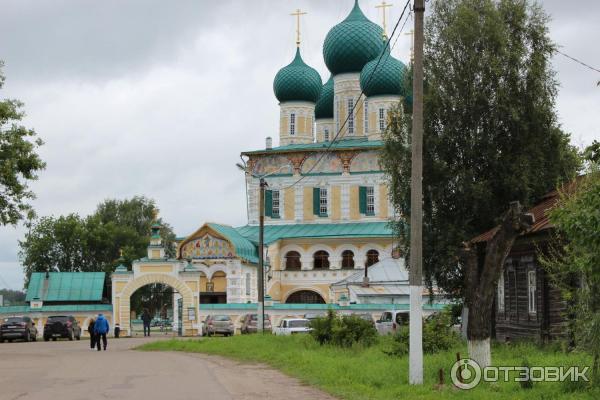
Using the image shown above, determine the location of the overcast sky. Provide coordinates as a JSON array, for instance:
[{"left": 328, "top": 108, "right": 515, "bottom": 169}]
[{"left": 0, "top": 0, "right": 598, "bottom": 290}]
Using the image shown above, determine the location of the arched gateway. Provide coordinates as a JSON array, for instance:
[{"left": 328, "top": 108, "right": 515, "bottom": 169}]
[{"left": 112, "top": 218, "right": 202, "bottom": 337}]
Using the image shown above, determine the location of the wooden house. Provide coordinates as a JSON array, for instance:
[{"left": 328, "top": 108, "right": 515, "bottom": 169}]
[{"left": 472, "top": 186, "right": 573, "bottom": 343}]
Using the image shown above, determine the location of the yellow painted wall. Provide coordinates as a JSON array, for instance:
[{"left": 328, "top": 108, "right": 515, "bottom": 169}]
[
  {"left": 200, "top": 275, "right": 208, "bottom": 292},
  {"left": 303, "top": 187, "right": 314, "bottom": 221},
  {"left": 297, "top": 116, "right": 306, "bottom": 134},
  {"left": 349, "top": 186, "right": 360, "bottom": 220},
  {"left": 379, "top": 185, "right": 389, "bottom": 218},
  {"left": 284, "top": 187, "right": 294, "bottom": 220},
  {"left": 331, "top": 185, "right": 341, "bottom": 220},
  {"left": 212, "top": 272, "right": 227, "bottom": 292},
  {"left": 151, "top": 249, "right": 161, "bottom": 259},
  {"left": 139, "top": 265, "right": 172, "bottom": 273},
  {"left": 186, "top": 281, "right": 198, "bottom": 292},
  {"left": 113, "top": 281, "right": 126, "bottom": 294},
  {"left": 355, "top": 100, "right": 364, "bottom": 135},
  {"left": 280, "top": 116, "right": 288, "bottom": 135}
]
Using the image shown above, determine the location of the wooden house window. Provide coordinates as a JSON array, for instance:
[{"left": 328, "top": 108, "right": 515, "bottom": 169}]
[
  {"left": 528, "top": 270, "right": 537, "bottom": 314},
  {"left": 497, "top": 273, "right": 505, "bottom": 312}
]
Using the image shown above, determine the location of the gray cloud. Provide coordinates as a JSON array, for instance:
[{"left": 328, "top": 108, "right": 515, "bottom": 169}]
[{"left": 0, "top": 0, "right": 598, "bottom": 289}]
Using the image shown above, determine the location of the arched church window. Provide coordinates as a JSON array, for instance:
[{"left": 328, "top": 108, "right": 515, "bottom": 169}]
[
  {"left": 341, "top": 250, "right": 355, "bottom": 269},
  {"left": 285, "top": 251, "right": 301, "bottom": 271},
  {"left": 313, "top": 250, "right": 330, "bottom": 270},
  {"left": 347, "top": 98, "right": 354, "bottom": 135},
  {"left": 366, "top": 249, "right": 379, "bottom": 268}
]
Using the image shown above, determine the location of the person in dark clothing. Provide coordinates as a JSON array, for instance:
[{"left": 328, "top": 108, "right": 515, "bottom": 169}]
[
  {"left": 141, "top": 309, "right": 152, "bottom": 337},
  {"left": 88, "top": 318, "right": 96, "bottom": 350},
  {"left": 94, "top": 313, "right": 110, "bottom": 351}
]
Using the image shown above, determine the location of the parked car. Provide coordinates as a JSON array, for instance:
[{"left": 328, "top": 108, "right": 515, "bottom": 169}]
[
  {"left": 240, "top": 314, "right": 272, "bottom": 334},
  {"left": 43, "top": 315, "right": 81, "bottom": 341},
  {"left": 273, "top": 318, "right": 311, "bottom": 336},
  {"left": 0, "top": 316, "right": 37, "bottom": 342},
  {"left": 375, "top": 310, "right": 409, "bottom": 335},
  {"left": 203, "top": 315, "right": 234, "bottom": 337},
  {"left": 303, "top": 312, "right": 326, "bottom": 321}
]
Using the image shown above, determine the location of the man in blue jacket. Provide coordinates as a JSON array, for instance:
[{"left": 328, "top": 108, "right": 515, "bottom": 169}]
[{"left": 94, "top": 313, "right": 110, "bottom": 351}]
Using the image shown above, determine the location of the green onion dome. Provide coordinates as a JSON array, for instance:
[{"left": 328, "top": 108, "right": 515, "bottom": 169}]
[
  {"left": 314, "top": 75, "right": 334, "bottom": 119},
  {"left": 323, "top": 0, "right": 385, "bottom": 75},
  {"left": 360, "top": 41, "right": 407, "bottom": 97},
  {"left": 273, "top": 48, "right": 323, "bottom": 103}
]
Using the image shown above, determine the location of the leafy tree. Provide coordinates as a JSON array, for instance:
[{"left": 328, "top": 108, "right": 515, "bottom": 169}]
[
  {"left": 19, "top": 196, "right": 176, "bottom": 288},
  {"left": 0, "top": 288, "right": 26, "bottom": 305},
  {"left": 541, "top": 167, "right": 600, "bottom": 385},
  {"left": 0, "top": 61, "right": 45, "bottom": 225},
  {"left": 381, "top": 0, "right": 580, "bottom": 366}
]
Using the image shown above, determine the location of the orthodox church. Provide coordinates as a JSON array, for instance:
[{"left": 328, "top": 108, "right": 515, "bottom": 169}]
[{"left": 175, "top": 0, "right": 408, "bottom": 305}]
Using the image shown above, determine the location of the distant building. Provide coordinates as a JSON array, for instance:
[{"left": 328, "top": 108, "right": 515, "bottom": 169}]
[{"left": 0, "top": 272, "right": 112, "bottom": 336}]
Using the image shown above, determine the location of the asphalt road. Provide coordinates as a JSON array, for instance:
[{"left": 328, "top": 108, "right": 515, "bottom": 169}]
[{"left": 0, "top": 337, "right": 335, "bottom": 400}]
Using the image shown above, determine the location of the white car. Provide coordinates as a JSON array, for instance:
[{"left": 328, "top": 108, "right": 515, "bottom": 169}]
[
  {"left": 272, "top": 318, "right": 311, "bottom": 336},
  {"left": 375, "top": 310, "right": 409, "bottom": 335}
]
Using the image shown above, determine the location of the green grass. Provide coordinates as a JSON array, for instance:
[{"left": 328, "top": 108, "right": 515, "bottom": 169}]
[{"left": 138, "top": 335, "right": 598, "bottom": 400}]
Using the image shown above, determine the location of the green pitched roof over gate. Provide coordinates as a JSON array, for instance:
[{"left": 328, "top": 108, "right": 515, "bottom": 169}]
[{"left": 25, "top": 272, "right": 105, "bottom": 302}]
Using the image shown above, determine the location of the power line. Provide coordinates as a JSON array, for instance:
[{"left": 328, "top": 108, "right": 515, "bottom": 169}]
[
  {"left": 555, "top": 48, "right": 600, "bottom": 74},
  {"left": 280, "top": 0, "right": 413, "bottom": 190}
]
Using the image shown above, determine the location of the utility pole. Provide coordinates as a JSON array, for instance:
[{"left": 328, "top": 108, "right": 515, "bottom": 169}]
[
  {"left": 409, "top": 0, "right": 425, "bottom": 385},
  {"left": 257, "top": 178, "right": 266, "bottom": 333}
]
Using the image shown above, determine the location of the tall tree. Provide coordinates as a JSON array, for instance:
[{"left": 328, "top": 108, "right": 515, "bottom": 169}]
[
  {"left": 0, "top": 61, "right": 45, "bottom": 225},
  {"left": 381, "top": 0, "right": 580, "bottom": 366}
]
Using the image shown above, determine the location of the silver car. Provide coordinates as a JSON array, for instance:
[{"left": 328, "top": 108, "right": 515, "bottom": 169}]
[{"left": 203, "top": 315, "right": 234, "bottom": 337}]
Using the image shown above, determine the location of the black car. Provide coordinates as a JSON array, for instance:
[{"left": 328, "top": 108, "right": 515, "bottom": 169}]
[
  {"left": 43, "top": 315, "right": 81, "bottom": 341},
  {"left": 0, "top": 316, "right": 38, "bottom": 342}
]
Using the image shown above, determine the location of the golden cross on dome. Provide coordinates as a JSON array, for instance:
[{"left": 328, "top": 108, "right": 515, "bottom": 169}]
[
  {"left": 290, "top": 8, "right": 307, "bottom": 47},
  {"left": 405, "top": 29, "right": 414, "bottom": 60},
  {"left": 376, "top": 1, "right": 393, "bottom": 38}
]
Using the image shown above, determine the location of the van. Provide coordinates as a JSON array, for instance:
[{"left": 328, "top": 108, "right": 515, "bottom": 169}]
[{"left": 375, "top": 310, "right": 409, "bottom": 335}]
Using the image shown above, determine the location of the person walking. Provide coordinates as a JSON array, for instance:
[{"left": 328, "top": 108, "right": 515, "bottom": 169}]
[
  {"left": 141, "top": 309, "right": 152, "bottom": 337},
  {"left": 94, "top": 313, "right": 110, "bottom": 351},
  {"left": 87, "top": 317, "right": 96, "bottom": 350}
]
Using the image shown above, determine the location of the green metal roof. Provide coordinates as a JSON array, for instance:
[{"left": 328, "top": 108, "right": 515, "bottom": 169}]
[
  {"left": 323, "top": 0, "right": 384, "bottom": 75},
  {"left": 208, "top": 223, "right": 259, "bottom": 264},
  {"left": 0, "top": 304, "right": 112, "bottom": 315},
  {"left": 242, "top": 137, "right": 383, "bottom": 155},
  {"left": 360, "top": 39, "right": 407, "bottom": 97},
  {"left": 25, "top": 272, "right": 105, "bottom": 302},
  {"left": 273, "top": 48, "right": 322, "bottom": 103},
  {"left": 314, "top": 75, "right": 334, "bottom": 120},
  {"left": 235, "top": 221, "right": 393, "bottom": 245}
]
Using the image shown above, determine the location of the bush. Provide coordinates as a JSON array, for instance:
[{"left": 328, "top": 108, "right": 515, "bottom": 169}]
[
  {"left": 384, "top": 309, "right": 461, "bottom": 356},
  {"left": 309, "top": 310, "right": 378, "bottom": 348}
]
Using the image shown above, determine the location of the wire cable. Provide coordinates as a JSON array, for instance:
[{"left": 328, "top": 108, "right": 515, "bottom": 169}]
[
  {"left": 280, "top": 0, "right": 413, "bottom": 190},
  {"left": 554, "top": 48, "right": 600, "bottom": 74}
]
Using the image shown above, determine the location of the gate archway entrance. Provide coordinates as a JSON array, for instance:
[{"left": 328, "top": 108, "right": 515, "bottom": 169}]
[{"left": 112, "top": 266, "right": 201, "bottom": 337}]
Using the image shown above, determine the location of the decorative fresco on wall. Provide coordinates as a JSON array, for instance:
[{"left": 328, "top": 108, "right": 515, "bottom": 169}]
[
  {"left": 180, "top": 233, "right": 235, "bottom": 259},
  {"left": 301, "top": 153, "right": 342, "bottom": 175},
  {"left": 252, "top": 155, "right": 293, "bottom": 176},
  {"left": 349, "top": 151, "right": 382, "bottom": 173}
]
